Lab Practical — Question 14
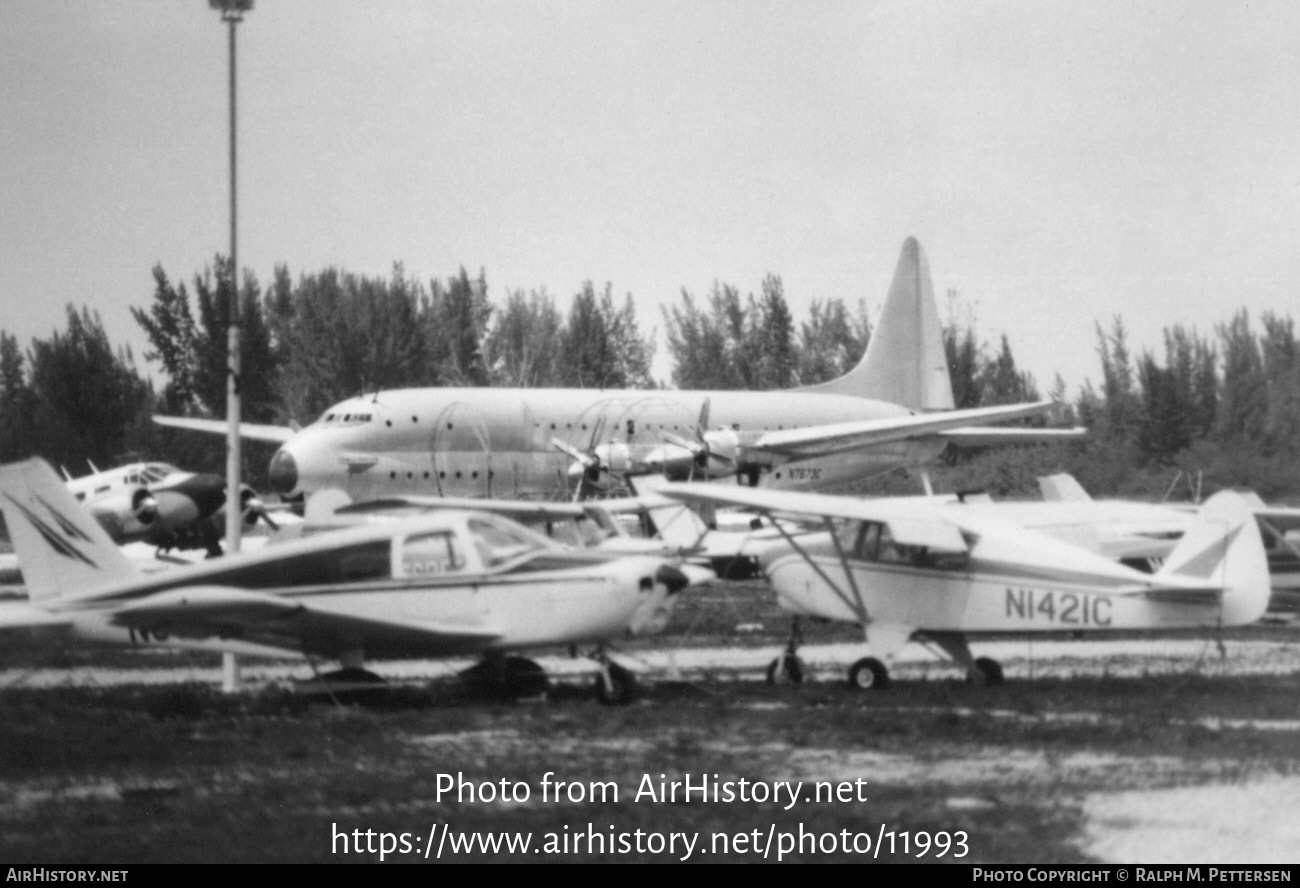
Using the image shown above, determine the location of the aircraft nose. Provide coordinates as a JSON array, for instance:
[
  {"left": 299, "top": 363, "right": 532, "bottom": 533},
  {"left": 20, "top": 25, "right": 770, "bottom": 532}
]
[
  {"left": 268, "top": 449, "right": 299, "bottom": 495},
  {"left": 654, "top": 564, "right": 690, "bottom": 595}
]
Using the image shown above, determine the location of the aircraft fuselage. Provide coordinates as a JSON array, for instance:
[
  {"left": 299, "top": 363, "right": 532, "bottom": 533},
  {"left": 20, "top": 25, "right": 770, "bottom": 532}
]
[{"left": 269, "top": 387, "right": 944, "bottom": 500}]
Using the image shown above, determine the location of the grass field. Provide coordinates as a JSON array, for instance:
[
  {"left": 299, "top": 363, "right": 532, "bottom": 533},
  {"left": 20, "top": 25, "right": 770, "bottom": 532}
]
[{"left": 1, "top": 580, "right": 1299, "bottom": 864}]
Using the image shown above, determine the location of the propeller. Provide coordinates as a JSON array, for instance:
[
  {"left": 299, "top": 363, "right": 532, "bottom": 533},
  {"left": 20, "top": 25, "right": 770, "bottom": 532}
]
[
  {"left": 653, "top": 399, "right": 739, "bottom": 481},
  {"left": 552, "top": 416, "right": 615, "bottom": 500},
  {"left": 239, "top": 486, "right": 280, "bottom": 531},
  {"left": 132, "top": 488, "right": 159, "bottom": 525}
]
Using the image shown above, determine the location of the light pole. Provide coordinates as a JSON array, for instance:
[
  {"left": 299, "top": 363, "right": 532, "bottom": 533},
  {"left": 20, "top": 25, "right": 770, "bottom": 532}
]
[
  {"left": 210, "top": 0, "right": 251, "bottom": 557},
  {"left": 210, "top": 0, "right": 251, "bottom": 694}
]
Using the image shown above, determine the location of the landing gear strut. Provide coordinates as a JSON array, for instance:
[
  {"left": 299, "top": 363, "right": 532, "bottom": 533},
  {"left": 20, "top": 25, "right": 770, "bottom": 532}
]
[{"left": 592, "top": 653, "right": 637, "bottom": 705}]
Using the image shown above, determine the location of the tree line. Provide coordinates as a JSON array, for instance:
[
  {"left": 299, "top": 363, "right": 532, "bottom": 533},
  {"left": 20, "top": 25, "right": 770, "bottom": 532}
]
[{"left": 1, "top": 257, "right": 1297, "bottom": 500}]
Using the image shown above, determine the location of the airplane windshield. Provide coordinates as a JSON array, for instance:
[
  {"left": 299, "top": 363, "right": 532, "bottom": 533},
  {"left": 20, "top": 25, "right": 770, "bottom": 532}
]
[
  {"left": 544, "top": 514, "right": 616, "bottom": 548},
  {"left": 319, "top": 412, "right": 375, "bottom": 426},
  {"left": 140, "top": 464, "right": 179, "bottom": 484},
  {"left": 468, "top": 516, "right": 551, "bottom": 567}
]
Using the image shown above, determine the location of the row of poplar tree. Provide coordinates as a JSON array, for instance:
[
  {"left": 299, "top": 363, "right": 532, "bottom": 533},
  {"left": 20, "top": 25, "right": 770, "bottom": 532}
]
[{"left": 0, "top": 257, "right": 1297, "bottom": 499}]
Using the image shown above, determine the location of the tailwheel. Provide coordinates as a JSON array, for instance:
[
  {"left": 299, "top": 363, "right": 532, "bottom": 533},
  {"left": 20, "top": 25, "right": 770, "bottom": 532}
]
[
  {"left": 847, "top": 657, "right": 889, "bottom": 691},
  {"left": 765, "top": 653, "right": 806, "bottom": 685},
  {"left": 594, "top": 661, "right": 637, "bottom": 706},
  {"left": 967, "top": 656, "right": 1004, "bottom": 686}
]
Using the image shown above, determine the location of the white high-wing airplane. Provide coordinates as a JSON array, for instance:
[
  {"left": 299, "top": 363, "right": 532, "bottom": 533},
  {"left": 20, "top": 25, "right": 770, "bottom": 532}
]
[
  {"left": 0, "top": 458, "right": 690, "bottom": 703},
  {"left": 154, "top": 238, "right": 1082, "bottom": 502},
  {"left": 659, "top": 483, "right": 1269, "bottom": 690}
]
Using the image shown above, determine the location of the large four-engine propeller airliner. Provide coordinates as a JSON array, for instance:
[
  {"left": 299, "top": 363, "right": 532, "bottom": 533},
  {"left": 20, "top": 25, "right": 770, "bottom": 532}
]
[{"left": 154, "top": 238, "right": 1082, "bottom": 503}]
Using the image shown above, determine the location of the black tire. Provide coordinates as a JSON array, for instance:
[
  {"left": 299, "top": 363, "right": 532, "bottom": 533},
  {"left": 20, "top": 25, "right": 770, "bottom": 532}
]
[
  {"left": 847, "top": 657, "right": 889, "bottom": 690},
  {"left": 460, "top": 657, "right": 549, "bottom": 699},
  {"left": 765, "top": 654, "right": 806, "bottom": 686},
  {"left": 502, "top": 656, "right": 549, "bottom": 697},
  {"left": 595, "top": 662, "right": 637, "bottom": 705},
  {"left": 297, "top": 667, "right": 388, "bottom": 704},
  {"left": 968, "top": 656, "right": 1004, "bottom": 686}
]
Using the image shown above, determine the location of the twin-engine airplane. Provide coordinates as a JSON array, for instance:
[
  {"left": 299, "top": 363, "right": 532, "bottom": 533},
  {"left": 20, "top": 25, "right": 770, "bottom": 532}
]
[
  {"left": 660, "top": 483, "right": 1269, "bottom": 689},
  {"left": 154, "top": 238, "right": 1082, "bottom": 502},
  {"left": 0, "top": 458, "right": 689, "bottom": 703},
  {"left": 63, "top": 461, "right": 273, "bottom": 556}
]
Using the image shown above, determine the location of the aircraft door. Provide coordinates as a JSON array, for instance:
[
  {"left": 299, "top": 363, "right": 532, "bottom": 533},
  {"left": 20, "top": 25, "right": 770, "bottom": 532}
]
[{"left": 430, "top": 402, "right": 493, "bottom": 497}]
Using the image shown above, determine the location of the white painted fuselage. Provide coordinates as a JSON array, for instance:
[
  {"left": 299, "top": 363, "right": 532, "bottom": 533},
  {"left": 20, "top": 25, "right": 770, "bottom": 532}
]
[{"left": 271, "top": 387, "right": 942, "bottom": 501}]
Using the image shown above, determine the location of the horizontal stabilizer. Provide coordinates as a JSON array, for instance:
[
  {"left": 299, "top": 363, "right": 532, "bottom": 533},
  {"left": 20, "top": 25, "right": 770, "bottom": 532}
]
[
  {"left": 0, "top": 602, "right": 73, "bottom": 632},
  {"left": 153, "top": 415, "right": 296, "bottom": 445}
]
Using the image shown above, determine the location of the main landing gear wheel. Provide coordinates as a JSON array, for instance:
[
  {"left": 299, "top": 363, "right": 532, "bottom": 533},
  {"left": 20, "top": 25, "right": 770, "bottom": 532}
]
[
  {"left": 766, "top": 653, "right": 806, "bottom": 686},
  {"left": 594, "top": 661, "right": 637, "bottom": 705},
  {"left": 847, "top": 657, "right": 889, "bottom": 691},
  {"left": 967, "top": 656, "right": 1004, "bottom": 686},
  {"left": 460, "top": 656, "right": 549, "bottom": 700},
  {"left": 297, "top": 667, "right": 389, "bottom": 705}
]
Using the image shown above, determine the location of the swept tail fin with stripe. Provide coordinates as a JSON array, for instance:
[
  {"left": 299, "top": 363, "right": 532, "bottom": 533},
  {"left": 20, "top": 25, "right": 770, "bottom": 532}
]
[{"left": 0, "top": 458, "right": 139, "bottom": 601}]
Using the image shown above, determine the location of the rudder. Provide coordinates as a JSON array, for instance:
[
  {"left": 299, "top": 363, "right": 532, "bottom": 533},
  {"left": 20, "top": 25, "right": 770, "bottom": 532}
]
[
  {"left": 0, "top": 458, "right": 139, "bottom": 601},
  {"left": 1156, "top": 490, "right": 1269, "bottom": 626},
  {"left": 799, "top": 237, "right": 955, "bottom": 410}
]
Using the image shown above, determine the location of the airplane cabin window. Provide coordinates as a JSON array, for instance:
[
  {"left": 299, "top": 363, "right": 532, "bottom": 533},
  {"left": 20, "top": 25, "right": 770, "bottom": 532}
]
[
  {"left": 876, "top": 526, "right": 905, "bottom": 563},
  {"left": 401, "top": 531, "right": 466, "bottom": 576}
]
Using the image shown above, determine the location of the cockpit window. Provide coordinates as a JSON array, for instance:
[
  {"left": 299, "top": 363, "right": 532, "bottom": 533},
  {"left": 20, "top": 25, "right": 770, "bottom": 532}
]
[
  {"left": 140, "top": 464, "right": 178, "bottom": 484},
  {"left": 319, "top": 412, "right": 373, "bottom": 427},
  {"left": 468, "top": 516, "right": 551, "bottom": 567}
]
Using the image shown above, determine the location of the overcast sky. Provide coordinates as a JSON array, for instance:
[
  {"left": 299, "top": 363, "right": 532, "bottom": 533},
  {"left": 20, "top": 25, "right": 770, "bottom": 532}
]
[{"left": 3, "top": 1, "right": 1298, "bottom": 404}]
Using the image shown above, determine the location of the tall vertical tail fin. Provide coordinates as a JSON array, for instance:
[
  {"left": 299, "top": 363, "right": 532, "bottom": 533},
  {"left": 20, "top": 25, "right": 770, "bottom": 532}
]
[
  {"left": 799, "top": 237, "right": 954, "bottom": 410},
  {"left": 0, "top": 458, "right": 139, "bottom": 601},
  {"left": 1155, "top": 490, "right": 1269, "bottom": 626},
  {"left": 1038, "top": 473, "right": 1093, "bottom": 502}
]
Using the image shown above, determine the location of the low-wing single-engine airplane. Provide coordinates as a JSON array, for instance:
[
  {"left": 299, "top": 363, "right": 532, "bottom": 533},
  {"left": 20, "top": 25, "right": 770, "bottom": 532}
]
[
  {"left": 659, "top": 483, "right": 1269, "bottom": 689},
  {"left": 154, "top": 238, "right": 1082, "bottom": 502},
  {"left": 0, "top": 458, "right": 690, "bottom": 703}
]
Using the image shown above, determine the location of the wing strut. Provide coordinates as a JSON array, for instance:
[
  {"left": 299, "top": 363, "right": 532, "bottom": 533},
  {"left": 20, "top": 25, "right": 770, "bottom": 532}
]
[{"left": 768, "top": 516, "right": 870, "bottom": 627}]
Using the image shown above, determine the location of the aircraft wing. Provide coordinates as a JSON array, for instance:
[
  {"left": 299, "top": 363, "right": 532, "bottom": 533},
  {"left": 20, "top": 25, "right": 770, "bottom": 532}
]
[
  {"left": 1253, "top": 506, "right": 1300, "bottom": 534},
  {"left": 109, "top": 585, "right": 504, "bottom": 657},
  {"left": 335, "top": 495, "right": 587, "bottom": 520},
  {"left": 153, "top": 415, "right": 297, "bottom": 445},
  {"left": 936, "top": 426, "right": 1087, "bottom": 446},
  {"left": 746, "top": 400, "right": 1069, "bottom": 459},
  {"left": 659, "top": 484, "right": 969, "bottom": 553}
]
